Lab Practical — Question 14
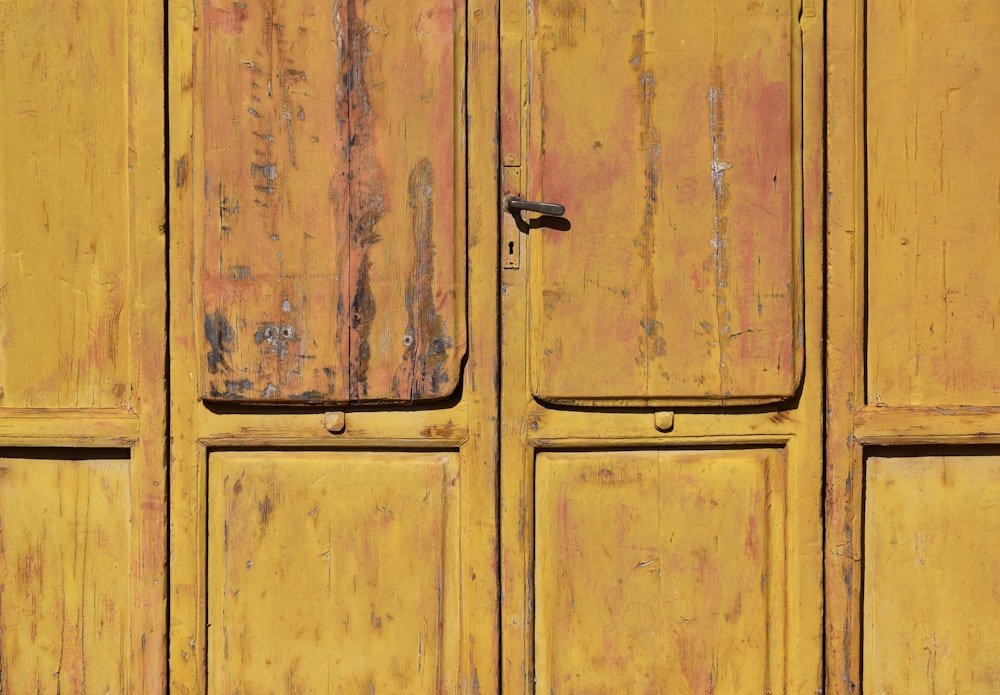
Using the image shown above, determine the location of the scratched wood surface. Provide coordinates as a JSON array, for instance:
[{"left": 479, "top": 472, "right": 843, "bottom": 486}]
[
  {"left": 0, "top": 0, "right": 167, "bottom": 690},
  {"left": 534, "top": 449, "right": 782, "bottom": 693},
  {"left": 198, "top": 0, "right": 465, "bottom": 403},
  {"left": 867, "top": 0, "right": 1000, "bottom": 407},
  {"left": 527, "top": 0, "right": 800, "bottom": 405},
  {"left": 826, "top": 1, "right": 1000, "bottom": 691},
  {"left": 207, "top": 450, "right": 459, "bottom": 692},
  {"left": 0, "top": 0, "right": 131, "bottom": 408},
  {"left": 0, "top": 454, "right": 131, "bottom": 693},
  {"left": 865, "top": 453, "right": 1000, "bottom": 692}
]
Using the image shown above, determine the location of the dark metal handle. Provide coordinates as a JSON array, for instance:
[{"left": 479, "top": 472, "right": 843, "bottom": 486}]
[{"left": 504, "top": 195, "right": 565, "bottom": 217}]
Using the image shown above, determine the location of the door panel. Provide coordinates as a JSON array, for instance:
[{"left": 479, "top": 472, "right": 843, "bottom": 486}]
[
  {"left": 0, "top": 0, "right": 166, "bottom": 690},
  {"left": 527, "top": 0, "right": 802, "bottom": 406},
  {"left": 198, "top": 0, "right": 466, "bottom": 403},
  {"left": 0, "top": 1, "right": 132, "bottom": 408},
  {"left": 535, "top": 448, "right": 784, "bottom": 693},
  {"left": 207, "top": 450, "right": 459, "bottom": 692},
  {"left": 0, "top": 452, "right": 132, "bottom": 692},
  {"left": 867, "top": 1, "right": 1000, "bottom": 407},
  {"left": 864, "top": 451, "right": 1000, "bottom": 692}
]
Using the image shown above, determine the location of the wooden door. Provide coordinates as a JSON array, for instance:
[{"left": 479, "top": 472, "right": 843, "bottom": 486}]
[
  {"left": 827, "top": 1, "right": 1000, "bottom": 692},
  {"left": 499, "top": 0, "right": 824, "bottom": 692},
  {"left": 0, "top": 1, "right": 167, "bottom": 691},
  {"left": 168, "top": 0, "right": 501, "bottom": 691}
]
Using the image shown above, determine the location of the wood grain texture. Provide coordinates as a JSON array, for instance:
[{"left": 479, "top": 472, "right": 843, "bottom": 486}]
[
  {"left": 867, "top": 0, "right": 1000, "bottom": 407},
  {"left": 207, "top": 450, "right": 459, "bottom": 693},
  {"left": 865, "top": 453, "right": 1000, "bottom": 692},
  {"left": 827, "top": 2, "right": 1000, "bottom": 690},
  {"left": 198, "top": 0, "right": 466, "bottom": 403},
  {"left": 172, "top": 3, "right": 497, "bottom": 691},
  {"left": 824, "top": 0, "right": 868, "bottom": 690},
  {"left": 535, "top": 449, "right": 783, "bottom": 693},
  {"left": 0, "top": 0, "right": 166, "bottom": 690},
  {"left": 0, "top": 0, "right": 131, "bottom": 408},
  {"left": 527, "top": 0, "right": 800, "bottom": 405},
  {"left": 0, "top": 454, "right": 131, "bottom": 693}
]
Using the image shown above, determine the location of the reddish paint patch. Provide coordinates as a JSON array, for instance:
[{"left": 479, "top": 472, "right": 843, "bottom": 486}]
[{"left": 204, "top": 2, "right": 249, "bottom": 35}]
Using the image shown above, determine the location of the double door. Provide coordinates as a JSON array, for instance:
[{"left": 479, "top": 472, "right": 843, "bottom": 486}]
[{"left": 171, "top": 0, "right": 822, "bottom": 690}]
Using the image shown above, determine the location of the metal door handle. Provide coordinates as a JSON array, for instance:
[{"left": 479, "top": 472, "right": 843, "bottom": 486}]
[{"left": 503, "top": 195, "right": 565, "bottom": 217}]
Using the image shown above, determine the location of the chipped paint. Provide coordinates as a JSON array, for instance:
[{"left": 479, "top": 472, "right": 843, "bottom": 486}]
[
  {"left": 708, "top": 67, "right": 734, "bottom": 397},
  {"left": 530, "top": 0, "right": 800, "bottom": 405},
  {"left": 198, "top": 0, "right": 464, "bottom": 402}
]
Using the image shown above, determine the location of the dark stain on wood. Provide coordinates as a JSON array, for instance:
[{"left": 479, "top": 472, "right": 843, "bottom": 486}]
[
  {"left": 258, "top": 495, "right": 273, "bottom": 529},
  {"left": 345, "top": 0, "right": 386, "bottom": 401},
  {"left": 205, "top": 310, "right": 235, "bottom": 374},
  {"left": 349, "top": 252, "right": 376, "bottom": 399},
  {"left": 225, "top": 378, "right": 254, "bottom": 394},
  {"left": 253, "top": 323, "right": 294, "bottom": 359},
  {"left": 175, "top": 154, "right": 188, "bottom": 189},
  {"left": 399, "top": 157, "right": 451, "bottom": 399}
]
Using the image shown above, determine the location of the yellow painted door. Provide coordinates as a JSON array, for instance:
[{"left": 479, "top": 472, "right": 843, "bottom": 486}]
[
  {"left": 827, "top": 1, "right": 1000, "bottom": 692},
  {"left": 0, "top": 0, "right": 167, "bottom": 691},
  {"left": 166, "top": 0, "right": 825, "bottom": 691},
  {"left": 168, "top": 0, "right": 500, "bottom": 691},
  {"left": 498, "top": 0, "right": 825, "bottom": 692}
]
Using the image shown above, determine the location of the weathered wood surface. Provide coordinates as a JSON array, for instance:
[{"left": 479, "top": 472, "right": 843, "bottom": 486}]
[
  {"left": 0, "top": 454, "right": 132, "bottom": 693},
  {"left": 534, "top": 449, "right": 781, "bottom": 693},
  {"left": 867, "top": 1, "right": 1000, "bottom": 407},
  {"left": 826, "top": 1, "right": 1000, "bottom": 691},
  {"left": 0, "top": 0, "right": 131, "bottom": 408},
  {"left": 865, "top": 453, "right": 1000, "bottom": 692},
  {"left": 0, "top": 0, "right": 167, "bottom": 690},
  {"left": 207, "top": 450, "right": 459, "bottom": 692},
  {"left": 198, "top": 0, "right": 466, "bottom": 403},
  {"left": 527, "top": 0, "right": 801, "bottom": 405},
  {"left": 172, "top": 1, "right": 498, "bottom": 692}
]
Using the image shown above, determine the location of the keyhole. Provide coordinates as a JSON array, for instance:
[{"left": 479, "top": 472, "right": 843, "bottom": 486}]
[{"left": 508, "top": 240, "right": 515, "bottom": 255}]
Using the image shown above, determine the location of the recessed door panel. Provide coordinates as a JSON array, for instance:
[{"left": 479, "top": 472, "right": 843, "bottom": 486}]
[
  {"left": 867, "top": 0, "right": 1000, "bottom": 407},
  {"left": 197, "top": 0, "right": 466, "bottom": 403},
  {"left": 207, "top": 450, "right": 460, "bottom": 693},
  {"left": 535, "top": 448, "right": 785, "bottom": 692},
  {"left": 0, "top": 452, "right": 132, "bottom": 692},
  {"left": 0, "top": 1, "right": 133, "bottom": 408},
  {"left": 527, "top": 0, "right": 801, "bottom": 406},
  {"left": 865, "top": 452, "right": 1000, "bottom": 691}
]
